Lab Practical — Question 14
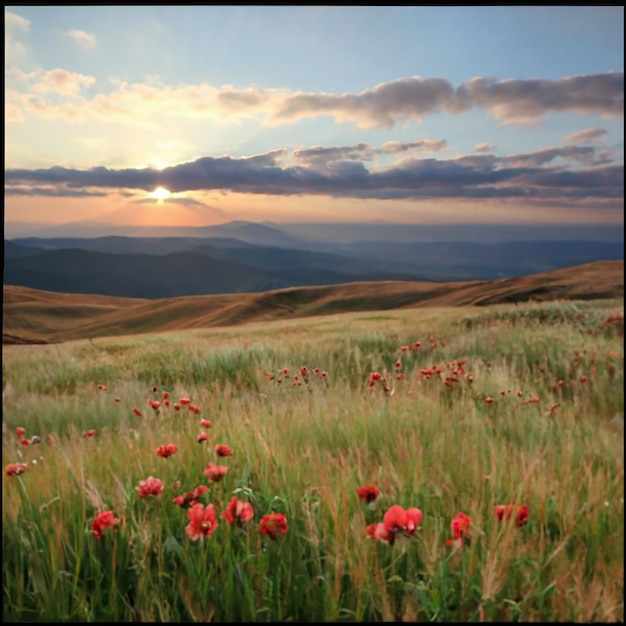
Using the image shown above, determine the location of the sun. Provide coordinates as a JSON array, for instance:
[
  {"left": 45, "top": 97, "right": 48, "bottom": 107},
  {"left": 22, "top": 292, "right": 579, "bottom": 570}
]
[{"left": 151, "top": 186, "right": 172, "bottom": 202}]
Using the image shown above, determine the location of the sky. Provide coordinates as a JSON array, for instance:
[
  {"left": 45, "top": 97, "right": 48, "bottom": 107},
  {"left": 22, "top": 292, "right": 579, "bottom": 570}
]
[{"left": 4, "top": 6, "right": 624, "bottom": 236}]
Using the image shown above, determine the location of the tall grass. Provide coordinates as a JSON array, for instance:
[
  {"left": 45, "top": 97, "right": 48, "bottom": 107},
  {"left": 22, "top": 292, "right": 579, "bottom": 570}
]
[{"left": 3, "top": 299, "right": 623, "bottom": 622}]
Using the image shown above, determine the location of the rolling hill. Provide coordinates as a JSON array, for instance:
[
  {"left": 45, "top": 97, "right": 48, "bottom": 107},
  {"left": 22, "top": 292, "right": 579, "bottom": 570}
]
[{"left": 3, "top": 260, "right": 622, "bottom": 345}]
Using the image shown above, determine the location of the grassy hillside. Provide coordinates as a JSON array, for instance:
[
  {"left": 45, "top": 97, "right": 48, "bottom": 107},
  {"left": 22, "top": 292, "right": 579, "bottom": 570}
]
[
  {"left": 2, "top": 299, "right": 623, "bottom": 622},
  {"left": 3, "top": 260, "right": 623, "bottom": 344}
]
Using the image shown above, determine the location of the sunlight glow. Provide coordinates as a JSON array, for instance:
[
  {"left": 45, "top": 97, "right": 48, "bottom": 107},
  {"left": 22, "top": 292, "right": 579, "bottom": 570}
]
[{"left": 151, "top": 187, "right": 172, "bottom": 203}]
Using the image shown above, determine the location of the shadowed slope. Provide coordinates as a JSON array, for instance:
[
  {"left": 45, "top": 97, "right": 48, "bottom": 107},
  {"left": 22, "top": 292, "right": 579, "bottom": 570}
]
[{"left": 3, "top": 260, "right": 622, "bottom": 344}]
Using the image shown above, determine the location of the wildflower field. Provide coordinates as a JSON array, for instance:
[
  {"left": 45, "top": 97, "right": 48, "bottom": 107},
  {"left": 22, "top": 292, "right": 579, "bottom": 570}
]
[{"left": 2, "top": 299, "right": 624, "bottom": 622}]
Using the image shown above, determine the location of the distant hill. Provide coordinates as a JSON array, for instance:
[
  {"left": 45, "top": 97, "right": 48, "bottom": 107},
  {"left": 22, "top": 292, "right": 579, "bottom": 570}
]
[
  {"left": 3, "top": 260, "right": 623, "bottom": 344},
  {"left": 4, "top": 240, "right": 49, "bottom": 258},
  {"left": 5, "top": 235, "right": 623, "bottom": 293},
  {"left": 2, "top": 248, "right": 417, "bottom": 299},
  {"left": 9, "top": 236, "right": 255, "bottom": 256}
]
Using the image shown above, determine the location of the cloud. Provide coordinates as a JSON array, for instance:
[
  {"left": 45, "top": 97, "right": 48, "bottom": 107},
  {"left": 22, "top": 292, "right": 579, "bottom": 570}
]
[
  {"left": 562, "top": 127, "right": 610, "bottom": 145},
  {"left": 293, "top": 143, "right": 377, "bottom": 167},
  {"left": 5, "top": 70, "right": 623, "bottom": 128},
  {"left": 32, "top": 69, "right": 96, "bottom": 97},
  {"left": 453, "top": 74, "right": 624, "bottom": 125},
  {"left": 66, "top": 29, "right": 97, "bottom": 48},
  {"left": 5, "top": 142, "right": 623, "bottom": 209},
  {"left": 293, "top": 139, "right": 447, "bottom": 167},
  {"left": 380, "top": 139, "right": 448, "bottom": 154},
  {"left": 269, "top": 73, "right": 624, "bottom": 128},
  {"left": 475, "top": 143, "right": 496, "bottom": 153},
  {"left": 5, "top": 102, "right": 24, "bottom": 123},
  {"left": 5, "top": 11, "right": 30, "bottom": 60},
  {"left": 270, "top": 77, "right": 457, "bottom": 128},
  {"left": 5, "top": 11, "right": 30, "bottom": 31},
  {"left": 4, "top": 185, "right": 109, "bottom": 197},
  {"left": 502, "top": 146, "right": 601, "bottom": 168}
]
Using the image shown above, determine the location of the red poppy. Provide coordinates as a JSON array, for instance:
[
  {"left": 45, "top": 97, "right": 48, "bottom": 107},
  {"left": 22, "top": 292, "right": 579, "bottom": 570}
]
[
  {"left": 204, "top": 463, "right": 228, "bottom": 482},
  {"left": 152, "top": 385, "right": 158, "bottom": 392},
  {"left": 16, "top": 427, "right": 26, "bottom": 440},
  {"left": 132, "top": 407, "right": 143, "bottom": 417},
  {"left": 314, "top": 367, "right": 320, "bottom": 374},
  {"left": 173, "top": 403, "right": 181, "bottom": 411},
  {"left": 495, "top": 503, "right": 530, "bottom": 528},
  {"left": 82, "top": 429, "right": 96, "bottom": 438},
  {"left": 5, "top": 462, "right": 29, "bottom": 476},
  {"left": 371, "top": 372, "right": 382, "bottom": 381},
  {"left": 185, "top": 502, "right": 218, "bottom": 541},
  {"left": 197, "top": 432, "right": 209, "bottom": 443},
  {"left": 580, "top": 375, "right": 588, "bottom": 383},
  {"left": 173, "top": 485, "right": 209, "bottom": 507},
  {"left": 215, "top": 444, "right": 233, "bottom": 457},
  {"left": 188, "top": 404, "right": 200, "bottom": 414},
  {"left": 114, "top": 397, "right": 122, "bottom": 403},
  {"left": 446, "top": 512, "right": 472, "bottom": 547},
  {"left": 321, "top": 371, "right": 328, "bottom": 379},
  {"left": 155, "top": 443, "right": 178, "bottom": 458},
  {"left": 516, "top": 390, "right": 523, "bottom": 397},
  {"left": 164, "top": 399, "right": 170, "bottom": 407},
  {"left": 485, "top": 397, "right": 493, "bottom": 404},
  {"left": 414, "top": 341, "right": 421, "bottom": 349},
  {"left": 356, "top": 485, "right": 379, "bottom": 504},
  {"left": 97, "top": 384, "right": 107, "bottom": 391},
  {"left": 404, "top": 508, "right": 423, "bottom": 534},
  {"left": 367, "top": 505, "right": 423, "bottom": 544},
  {"left": 529, "top": 397, "right": 540, "bottom": 403},
  {"left": 281, "top": 368, "right": 289, "bottom": 376},
  {"left": 136, "top": 476, "right": 164, "bottom": 498},
  {"left": 148, "top": 399, "right": 161, "bottom": 411},
  {"left": 300, "top": 366, "right": 309, "bottom": 377},
  {"left": 21, "top": 439, "right": 30, "bottom": 446},
  {"left": 383, "top": 505, "right": 421, "bottom": 536},
  {"left": 394, "top": 361, "right": 402, "bottom": 369},
  {"left": 516, "top": 505, "right": 530, "bottom": 527},
  {"left": 162, "top": 391, "right": 169, "bottom": 399},
  {"left": 91, "top": 510, "right": 121, "bottom": 538},
  {"left": 200, "top": 419, "right": 212, "bottom": 428},
  {"left": 548, "top": 403, "right": 560, "bottom": 415},
  {"left": 180, "top": 397, "right": 191, "bottom": 405},
  {"left": 222, "top": 496, "right": 255, "bottom": 525},
  {"left": 366, "top": 523, "right": 393, "bottom": 542},
  {"left": 367, "top": 379, "right": 376, "bottom": 388},
  {"left": 260, "top": 513, "right": 289, "bottom": 539}
]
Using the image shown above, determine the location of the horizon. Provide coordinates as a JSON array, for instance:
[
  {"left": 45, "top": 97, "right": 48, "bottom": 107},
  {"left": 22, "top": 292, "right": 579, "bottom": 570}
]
[
  {"left": 5, "top": 6, "right": 624, "bottom": 232},
  {"left": 4, "top": 218, "right": 625, "bottom": 244}
]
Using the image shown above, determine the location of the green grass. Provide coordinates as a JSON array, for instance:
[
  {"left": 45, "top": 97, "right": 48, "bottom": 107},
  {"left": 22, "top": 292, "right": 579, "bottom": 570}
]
[{"left": 3, "top": 299, "right": 624, "bottom": 622}]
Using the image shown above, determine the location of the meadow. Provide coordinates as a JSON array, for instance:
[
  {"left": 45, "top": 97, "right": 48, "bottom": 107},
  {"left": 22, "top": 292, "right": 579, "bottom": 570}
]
[{"left": 2, "top": 298, "right": 624, "bottom": 622}]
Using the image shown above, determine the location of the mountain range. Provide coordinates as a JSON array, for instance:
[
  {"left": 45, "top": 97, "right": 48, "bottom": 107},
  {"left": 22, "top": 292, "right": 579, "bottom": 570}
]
[{"left": 4, "top": 219, "right": 623, "bottom": 299}]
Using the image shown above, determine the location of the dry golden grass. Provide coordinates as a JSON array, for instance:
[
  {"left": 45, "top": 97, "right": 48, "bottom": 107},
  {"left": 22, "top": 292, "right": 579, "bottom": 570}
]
[{"left": 3, "top": 260, "right": 623, "bottom": 344}]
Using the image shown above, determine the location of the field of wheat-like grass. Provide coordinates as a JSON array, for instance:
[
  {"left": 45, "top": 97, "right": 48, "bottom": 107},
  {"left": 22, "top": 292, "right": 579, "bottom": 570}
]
[{"left": 2, "top": 299, "right": 624, "bottom": 622}]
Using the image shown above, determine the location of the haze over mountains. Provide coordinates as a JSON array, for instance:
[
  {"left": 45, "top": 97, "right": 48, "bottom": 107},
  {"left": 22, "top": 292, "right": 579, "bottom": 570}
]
[{"left": 4, "top": 220, "right": 624, "bottom": 299}]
